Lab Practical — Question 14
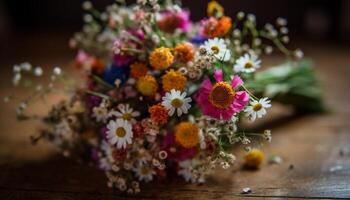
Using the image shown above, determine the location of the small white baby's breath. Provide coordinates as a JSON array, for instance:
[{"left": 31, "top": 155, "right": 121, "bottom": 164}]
[
  {"left": 53, "top": 67, "right": 62, "bottom": 75},
  {"left": 34, "top": 67, "right": 43, "bottom": 76}
]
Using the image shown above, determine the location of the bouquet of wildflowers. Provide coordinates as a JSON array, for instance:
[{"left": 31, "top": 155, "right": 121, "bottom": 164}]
[{"left": 7, "top": 0, "right": 324, "bottom": 194}]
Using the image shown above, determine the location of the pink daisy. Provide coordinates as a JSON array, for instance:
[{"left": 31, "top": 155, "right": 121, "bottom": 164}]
[{"left": 195, "top": 69, "right": 249, "bottom": 120}]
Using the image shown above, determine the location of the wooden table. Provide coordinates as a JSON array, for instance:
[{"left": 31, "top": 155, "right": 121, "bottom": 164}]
[{"left": 0, "top": 33, "right": 350, "bottom": 199}]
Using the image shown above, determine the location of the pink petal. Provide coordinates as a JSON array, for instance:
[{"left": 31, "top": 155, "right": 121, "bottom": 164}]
[
  {"left": 201, "top": 79, "right": 213, "bottom": 91},
  {"left": 214, "top": 69, "right": 223, "bottom": 82},
  {"left": 231, "top": 75, "right": 243, "bottom": 88}
]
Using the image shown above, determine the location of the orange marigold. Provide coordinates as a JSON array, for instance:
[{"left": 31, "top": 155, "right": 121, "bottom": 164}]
[
  {"left": 148, "top": 104, "right": 168, "bottom": 125},
  {"left": 174, "top": 43, "right": 195, "bottom": 63},
  {"left": 203, "top": 16, "right": 232, "bottom": 38},
  {"left": 161, "top": 69, "right": 187, "bottom": 92},
  {"left": 244, "top": 149, "right": 265, "bottom": 169},
  {"left": 149, "top": 47, "right": 174, "bottom": 70},
  {"left": 130, "top": 62, "right": 148, "bottom": 78},
  {"left": 175, "top": 122, "right": 199, "bottom": 148},
  {"left": 136, "top": 75, "right": 158, "bottom": 96},
  {"left": 91, "top": 58, "right": 105, "bottom": 74}
]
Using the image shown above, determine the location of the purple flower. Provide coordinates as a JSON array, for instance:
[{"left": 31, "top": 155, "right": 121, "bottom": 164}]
[{"left": 158, "top": 9, "right": 192, "bottom": 33}]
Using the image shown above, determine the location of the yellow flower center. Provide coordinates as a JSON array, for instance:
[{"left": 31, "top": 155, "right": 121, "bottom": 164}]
[
  {"left": 175, "top": 122, "right": 199, "bottom": 148},
  {"left": 244, "top": 61, "right": 253, "bottom": 69},
  {"left": 209, "top": 82, "right": 235, "bottom": 109},
  {"left": 171, "top": 98, "right": 183, "bottom": 108},
  {"left": 211, "top": 45, "right": 220, "bottom": 54},
  {"left": 122, "top": 113, "right": 132, "bottom": 120},
  {"left": 253, "top": 103, "right": 262, "bottom": 111},
  {"left": 115, "top": 127, "right": 126, "bottom": 138}
]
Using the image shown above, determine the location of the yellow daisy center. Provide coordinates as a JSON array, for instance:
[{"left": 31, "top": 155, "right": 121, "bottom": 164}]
[
  {"left": 244, "top": 61, "right": 253, "bottom": 69},
  {"left": 175, "top": 122, "right": 199, "bottom": 148},
  {"left": 211, "top": 45, "right": 220, "bottom": 54},
  {"left": 209, "top": 82, "right": 235, "bottom": 109},
  {"left": 253, "top": 103, "right": 262, "bottom": 111},
  {"left": 122, "top": 113, "right": 132, "bottom": 120},
  {"left": 115, "top": 127, "right": 126, "bottom": 138},
  {"left": 171, "top": 98, "right": 183, "bottom": 108}
]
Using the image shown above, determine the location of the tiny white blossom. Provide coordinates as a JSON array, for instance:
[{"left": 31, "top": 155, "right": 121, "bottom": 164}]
[
  {"left": 34, "top": 67, "right": 43, "bottom": 76},
  {"left": 53, "top": 67, "right": 62, "bottom": 75}
]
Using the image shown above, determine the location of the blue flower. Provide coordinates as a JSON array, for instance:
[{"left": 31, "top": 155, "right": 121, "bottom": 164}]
[
  {"left": 191, "top": 36, "right": 207, "bottom": 45},
  {"left": 103, "top": 64, "right": 129, "bottom": 85}
]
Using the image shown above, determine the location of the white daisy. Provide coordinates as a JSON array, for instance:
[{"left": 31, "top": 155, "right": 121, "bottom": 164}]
[
  {"left": 133, "top": 163, "right": 156, "bottom": 183},
  {"left": 245, "top": 97, "right": 271, "bottom": 121},
  {"left": 233, "top": 53, "right": 261, "bottom": 73},
  {"left": 203, "top": 38, "right": 231, "bottom": 61},
  {"left": 92, "top": 106, "right": 109, "bottom": 123},
  {"left": 109, "top": 103, "right": 140, "bottom": 122},
  {"left": 177, "top": 159, "right": 204, "bottom": 183},
  {"left": 106, "top": 119, "right": 133, "bottom": 149},
  {"left": 161, "top": 89, "right": 192, "bottom": 117}
]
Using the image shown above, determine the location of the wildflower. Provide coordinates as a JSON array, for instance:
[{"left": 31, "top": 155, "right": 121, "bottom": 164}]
[
  {"left": 175, "top": 122, "right": 199, "bottom": 148},
  {"left": 244, "top": 148, "right": 265, "bottom": 169},
  {"left": 294, "top": 49, "right": 304, "bottom": 59},
  {"left": 130, "top": 62, "right": 148, "bottom": 78},
  {"left": 203, "top": 38, "right": 231, "bottom": 61},
  {"left": 53, "top": 67, "right": 62, "bottom": 76},
  {"left": 109, "top": 104, "right": 140, "bottom": 122},
  {"left": 148, "top": 104, "right": 169, "bottom": 125},
  {"left": 136, "top": 75, "right": 158, "bottom": 96},
  {"left": 161, "top": 133, "right": 197, "bottom": 161},
  {"left": 13, "top": 73, "right": 21, "bottom": 86},
  {"left": 161, "top": 69, "right": 187, "bottom": 92},
  {"left": 174, "top": 42, "right": 195, "bottom": 63},
  {"left": 177, "top": 159, "right": 202, "bottom": 183},
  {"left": 106, "top": 119, "right": 133, "bottom": 149},
  {"left": 157, "top": 9, "right": 191, "bottom": 33},
  {"left": 202, "top": 16, "right": 232, "bottom": 38},
  {"left": 34, "top": 67, "right": 43, "bottom": 76},
  {"left": 245, "top": 97, "right": 271, "bottom": 121},
  {"left": 149, "top": 47, "right": 174, "bottom": 70},
  {"left": 263, "top": 130, "right": 272, "bottom": 142},
  {"left": 195, "top": 69, "right": 249, "bottom": 120},
  {"left": 161, "top": 89, "right": 192, "bottom": 117},
  {"left": 133, "top": 163, "right": 156, "bottom": 182},
  {"left": 207, "top": 0, "right": 224, "bottom": 17},
  {"left": 92, "top": 106, "right": 109, "bottom": 123},
  {"left": 234, "top": 53, "right": 261, "bottom": 73}
]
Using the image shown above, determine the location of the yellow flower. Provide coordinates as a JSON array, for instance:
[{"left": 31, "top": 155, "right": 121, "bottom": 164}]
[
  {"left": 162, "top": 69, "right": 187, "bottom": 92},
  {"left": 149, "top": 47, "right": 174, "bottom": 70},
  {"left": 130, "top": 62, "right": 148, "bottom": 78},
  {"left": 207, "top": 0, "right": 224, "bottom": 17},
  {"left": 175, "top": 122, "right": 199, "bottom": 148},
  {"left": 244, "top": 149, "right": 265, "bottom": 169},
  {"left": 137, "top": 75, "right": 158, "bottom": 96}
]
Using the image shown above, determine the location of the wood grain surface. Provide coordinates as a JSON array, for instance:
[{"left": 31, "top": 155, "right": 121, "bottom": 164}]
[{"left": 0, "top": 33, "right": 349, "bottom": 199}]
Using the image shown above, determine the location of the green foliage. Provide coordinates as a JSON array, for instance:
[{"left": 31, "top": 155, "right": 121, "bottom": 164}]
[{"left": 246, "top": 60, "right": 326, "bottom": 113}]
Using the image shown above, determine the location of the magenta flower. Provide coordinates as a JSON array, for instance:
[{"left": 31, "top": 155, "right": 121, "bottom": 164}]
[
  {"left": 158, "top": 9, "right": 192, "bottom": 33},
  {"left": 161, "top": 133, "right": 197, "bottom": 161},
  {"left": 195, "top": 69, "right": 249, "bottom": 120}
]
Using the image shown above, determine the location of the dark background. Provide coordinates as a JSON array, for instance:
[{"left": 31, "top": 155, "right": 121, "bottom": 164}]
[{"left": 0, "top": 0, "right": 350, "bottom": 43}]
